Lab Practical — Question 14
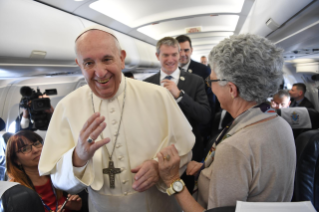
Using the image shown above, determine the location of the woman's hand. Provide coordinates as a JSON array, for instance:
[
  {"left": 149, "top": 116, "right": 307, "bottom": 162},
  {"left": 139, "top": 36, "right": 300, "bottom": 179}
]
[
  {"left": 157, "top": 144, "right": 181, "bottom": 187},
  {"left": 64, "top": 194, "right": 82, "bottom": 211},
  {"left": 186, "top": 161, "right": 204, "bottom": 176}
]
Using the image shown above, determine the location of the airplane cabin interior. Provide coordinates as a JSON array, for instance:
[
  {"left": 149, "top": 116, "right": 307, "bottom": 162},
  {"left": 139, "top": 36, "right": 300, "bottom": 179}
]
[{"left": 0, "top": 0, "right": 319, "bottom": 211}]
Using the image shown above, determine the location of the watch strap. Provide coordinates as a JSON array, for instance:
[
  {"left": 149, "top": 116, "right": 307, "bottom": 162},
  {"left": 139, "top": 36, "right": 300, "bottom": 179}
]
[{"left": 166, "top": 187, "right": 175, "bottom": 196}]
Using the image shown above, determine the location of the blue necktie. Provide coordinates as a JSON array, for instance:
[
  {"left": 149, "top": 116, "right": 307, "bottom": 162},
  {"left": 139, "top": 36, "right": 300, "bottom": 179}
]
[{"left": 164, "top": 76, "right": 173, "bottom": 80}]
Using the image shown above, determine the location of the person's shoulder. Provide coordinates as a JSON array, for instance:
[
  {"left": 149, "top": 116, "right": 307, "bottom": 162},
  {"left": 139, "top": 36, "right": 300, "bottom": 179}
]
[
  {"left": 183, "top": 70, "right": 205, "bottom": 83},
  {"left": 143, "top": 72, "right": 159, "bottom": 82},
  {"left": 190, "top": 60, "right": 208, "bottom": 70},
  {"left": 127, "top": 77, "right": 170, "bottom": 96}
]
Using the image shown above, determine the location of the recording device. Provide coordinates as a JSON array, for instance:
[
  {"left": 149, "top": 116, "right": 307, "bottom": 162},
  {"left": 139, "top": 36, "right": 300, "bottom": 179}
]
[{"left": 19, "top": 86, "right": 57, "bottom": 130}]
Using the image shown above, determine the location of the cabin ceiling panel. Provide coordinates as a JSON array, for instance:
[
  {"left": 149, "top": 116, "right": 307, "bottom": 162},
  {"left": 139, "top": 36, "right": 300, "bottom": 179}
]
[
  {"left": 0, "top": 0, "right": 82, "bottom": 60},
  {"left": 36, "top": 0, "right": 95, "bottom": 13},
  {"left": 186, "top": 32, "right": 234, "bottom": 39},
  {"left": 137, "top": 15, "right": 239, "bottom": 40},
  {"left": 267, "top": 0, "right": 319, "bottom": 44},
  {"left": 89, "top": 0, "right": 245, "bottom": 28},
  {"left": 240, "top": 0, "right": 313, "bottom": 36}
]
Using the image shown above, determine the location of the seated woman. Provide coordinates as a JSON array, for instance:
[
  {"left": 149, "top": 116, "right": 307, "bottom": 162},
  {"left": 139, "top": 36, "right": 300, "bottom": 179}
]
[
  {"left": 157, "top": 34, "right": 296, "bottom": 211},
  {"left": 6, "top": 131, "right": 82, "bottom": 212}
]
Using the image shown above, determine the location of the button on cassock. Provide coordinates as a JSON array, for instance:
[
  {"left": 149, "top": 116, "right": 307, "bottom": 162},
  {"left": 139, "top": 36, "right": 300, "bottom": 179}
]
[
  {"left": 118, "top": 156, "right": 123, "bottom": 160},
  {"left": 112, "top": 120, "right": 117, "bottom": 125},
  {"left": 110, "top": 108, "right": 115, "bottom": 113},
  {"left": 124, "top": 192, "right": 128, "bottom": 195}
]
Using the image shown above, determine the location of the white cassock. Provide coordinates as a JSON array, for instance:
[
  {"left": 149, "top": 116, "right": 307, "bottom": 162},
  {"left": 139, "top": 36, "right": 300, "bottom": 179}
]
[{"left": 39, "top": 74, "right": 195, "bottom": 212}]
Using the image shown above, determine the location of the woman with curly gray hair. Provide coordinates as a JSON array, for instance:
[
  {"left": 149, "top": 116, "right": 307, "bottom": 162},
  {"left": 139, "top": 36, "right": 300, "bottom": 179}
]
[{"left": 156, "top": 34, "right": 296, "bottom": 211}]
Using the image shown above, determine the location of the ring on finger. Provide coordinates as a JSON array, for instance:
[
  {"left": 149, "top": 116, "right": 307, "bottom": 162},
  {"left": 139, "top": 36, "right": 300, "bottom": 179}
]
[
  {"left": 163, "top": 154, "right": 170, "bottom": 161},
  {"left": 87, "top": 136, "right": 94, "bottom": 143}
]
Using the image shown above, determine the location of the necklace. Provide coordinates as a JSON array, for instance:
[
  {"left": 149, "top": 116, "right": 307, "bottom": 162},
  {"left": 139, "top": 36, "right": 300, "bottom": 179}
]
[{"left": 90, "top": 77, "right": 126, "bottom": 188}]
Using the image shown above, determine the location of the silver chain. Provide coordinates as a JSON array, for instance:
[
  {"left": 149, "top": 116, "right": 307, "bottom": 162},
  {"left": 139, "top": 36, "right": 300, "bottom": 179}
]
[{"left": 90, "top": 77, "right": 127, "bottom": 161}]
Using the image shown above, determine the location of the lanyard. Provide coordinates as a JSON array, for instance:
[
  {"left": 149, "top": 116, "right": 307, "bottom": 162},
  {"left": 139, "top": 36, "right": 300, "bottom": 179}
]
[
  {"left": 38, "top": 179, "right": 58, "bottom": 212},
  {"left": 205, "top": 102, "right": 275, "bottom": 165}
]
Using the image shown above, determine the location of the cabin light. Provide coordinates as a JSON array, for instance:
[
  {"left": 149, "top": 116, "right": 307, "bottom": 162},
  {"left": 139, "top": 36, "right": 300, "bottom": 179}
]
[
  {"left": 90, "top": 0, "right": 244, "bottom": 28},
  {"left": 210, "top": 15, "right": 218, "bottom": 17},
  {"left": 152, "top": 23, "right": 159, "bottom": 25}
]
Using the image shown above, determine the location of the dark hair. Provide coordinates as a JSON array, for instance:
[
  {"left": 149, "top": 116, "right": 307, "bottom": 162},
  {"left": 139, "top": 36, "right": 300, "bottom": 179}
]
[
  {"left": 293, "top": 83, "right": 307, "bottom": 95},
  {"left": 175, "top": 35, "right": 192, "bottom": 48},
  {"left": 6, "top": 131, "right": 43, "bottom": 189},
  {"left": 5, "top": 131, "right": 62, "bottom": 199}
]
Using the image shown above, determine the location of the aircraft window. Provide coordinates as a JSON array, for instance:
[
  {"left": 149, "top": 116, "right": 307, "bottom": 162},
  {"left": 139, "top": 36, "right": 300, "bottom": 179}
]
[{"left": 8, "top": 121, "right": 16, "bottom": 133}]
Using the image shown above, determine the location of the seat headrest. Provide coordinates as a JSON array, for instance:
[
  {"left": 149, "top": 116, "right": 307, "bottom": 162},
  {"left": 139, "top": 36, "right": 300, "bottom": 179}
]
[
  {"left": 278, "top": 108, "right": 312, "bottom": 129},
  {"left": 0, "top": 118, "right": 5, "bottom": 131}
]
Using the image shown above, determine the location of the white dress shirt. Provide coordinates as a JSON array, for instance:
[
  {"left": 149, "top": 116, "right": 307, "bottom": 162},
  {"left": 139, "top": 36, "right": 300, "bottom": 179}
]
[
  {"left": 180, "top": 59, "right": 191, "bottom": 72},
  {"left": 160, "top": 68, "right": 180, "bottom": 86}
]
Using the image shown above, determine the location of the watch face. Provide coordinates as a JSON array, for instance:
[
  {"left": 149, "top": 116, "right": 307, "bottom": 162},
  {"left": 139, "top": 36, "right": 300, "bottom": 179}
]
[{"left": 173, "top": 181, "right": 183, "bottom": 192}]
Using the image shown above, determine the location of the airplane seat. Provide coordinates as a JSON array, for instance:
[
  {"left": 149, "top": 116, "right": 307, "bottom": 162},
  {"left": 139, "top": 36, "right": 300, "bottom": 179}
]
[
  {"left": 292, "top": 129, "right": 319, "bottom": 211},
  {"left": 277, "top": 108, "right": 319, "bottom": 139},
  {"left": 206, "top": 206, "right": 236, "bottom": 212},
  {"left": 1, "top": 184, "right": 45, "bottom": 212},
  {"left": 0, "top": 132, "right": 7, "bottom": 181}
]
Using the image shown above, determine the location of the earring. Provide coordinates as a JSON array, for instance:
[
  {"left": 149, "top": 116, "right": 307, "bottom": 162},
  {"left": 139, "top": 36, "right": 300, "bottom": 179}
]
[{"left": 231, "top": 95, "right": 234, "bottom": 99}]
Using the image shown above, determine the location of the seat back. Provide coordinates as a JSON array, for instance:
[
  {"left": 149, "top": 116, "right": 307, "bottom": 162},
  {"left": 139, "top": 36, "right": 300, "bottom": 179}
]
[
  {"left": 206, "top": 206, "right": 236, "bottom": 212},
  {"left": 2, "top": 184, "right": 44, "bottom": 212},
  {"left": 292, "top": 130, "right": 319, "bottom": 211},
  {"left": 277, "top": 108, "right": 319, "bottom": 138}
]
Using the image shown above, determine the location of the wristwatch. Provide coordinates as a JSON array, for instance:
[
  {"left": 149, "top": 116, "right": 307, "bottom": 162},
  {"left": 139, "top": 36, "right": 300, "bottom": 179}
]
[{"left": 166, "top": 179, "right": 185, "bottom": 196}]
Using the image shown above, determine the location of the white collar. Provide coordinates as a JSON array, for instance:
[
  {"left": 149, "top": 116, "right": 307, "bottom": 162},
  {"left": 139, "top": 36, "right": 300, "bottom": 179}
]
[
  {"left": 160, "top": 68, "right": 180, "bottom": 81},
  {"left": 180, "top": 59, "right": 191, "bottom": 71}
]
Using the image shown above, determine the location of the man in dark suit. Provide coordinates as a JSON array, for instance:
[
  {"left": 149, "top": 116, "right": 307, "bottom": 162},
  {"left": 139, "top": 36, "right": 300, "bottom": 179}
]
[
  {"left": 289, "top": 83, "right": 314, "bottom": 109},
  {"left": 176, "top": 35, "right": 219, "bottom": 142},
  {"left": 144, "top": 37, "right": 210, "bottom": 192},
  {"left": 175, "top": 35, "right": 210, "bottom": 80},
  {"left": 144, "top": 37, "right": 210, "bottom": 162}
]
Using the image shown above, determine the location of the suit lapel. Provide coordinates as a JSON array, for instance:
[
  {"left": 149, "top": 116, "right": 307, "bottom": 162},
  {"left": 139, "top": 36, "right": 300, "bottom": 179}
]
[
  {"left": 154, "top": 71, "right": 161, "bottom": 85},
  {"left": 178, "top": 69, "right": 187, "bottom": 89},
  {"left": 187, "top": 60, "right": 194, "bottom": 73}
]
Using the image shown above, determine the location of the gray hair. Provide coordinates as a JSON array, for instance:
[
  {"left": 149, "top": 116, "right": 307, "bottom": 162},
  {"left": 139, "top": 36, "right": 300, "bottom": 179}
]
[
  {"left": 209, "top": 34, "right": 284, "bottom": 104},
  {"left": 274, "top": 90, "right": 290, "bottom": 100},
  {"left": 156, "top": 37, "right": 180, "bottom": 54}
]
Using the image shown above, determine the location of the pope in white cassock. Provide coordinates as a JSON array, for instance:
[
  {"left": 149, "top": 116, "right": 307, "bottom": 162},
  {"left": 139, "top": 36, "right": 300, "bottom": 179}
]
[{"left": 38, "top": 25, "right": 195, "bottom": 212}]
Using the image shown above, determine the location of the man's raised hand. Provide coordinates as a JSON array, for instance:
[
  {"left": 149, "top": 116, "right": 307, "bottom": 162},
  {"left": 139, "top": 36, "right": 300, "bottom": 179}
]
[{"left": 73, "top": 112, "right": 110, "bottom": 167}]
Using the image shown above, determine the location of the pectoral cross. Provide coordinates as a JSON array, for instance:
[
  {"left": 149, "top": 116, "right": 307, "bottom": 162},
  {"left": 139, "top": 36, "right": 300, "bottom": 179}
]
[{"left": 103, "top": 160, "right": 122, "bottom": 189}]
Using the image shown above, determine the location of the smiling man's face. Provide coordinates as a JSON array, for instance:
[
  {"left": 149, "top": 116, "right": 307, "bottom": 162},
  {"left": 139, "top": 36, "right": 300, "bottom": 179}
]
[{"left": 76, "top": 30, "right": 126, "bottom": 99}]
